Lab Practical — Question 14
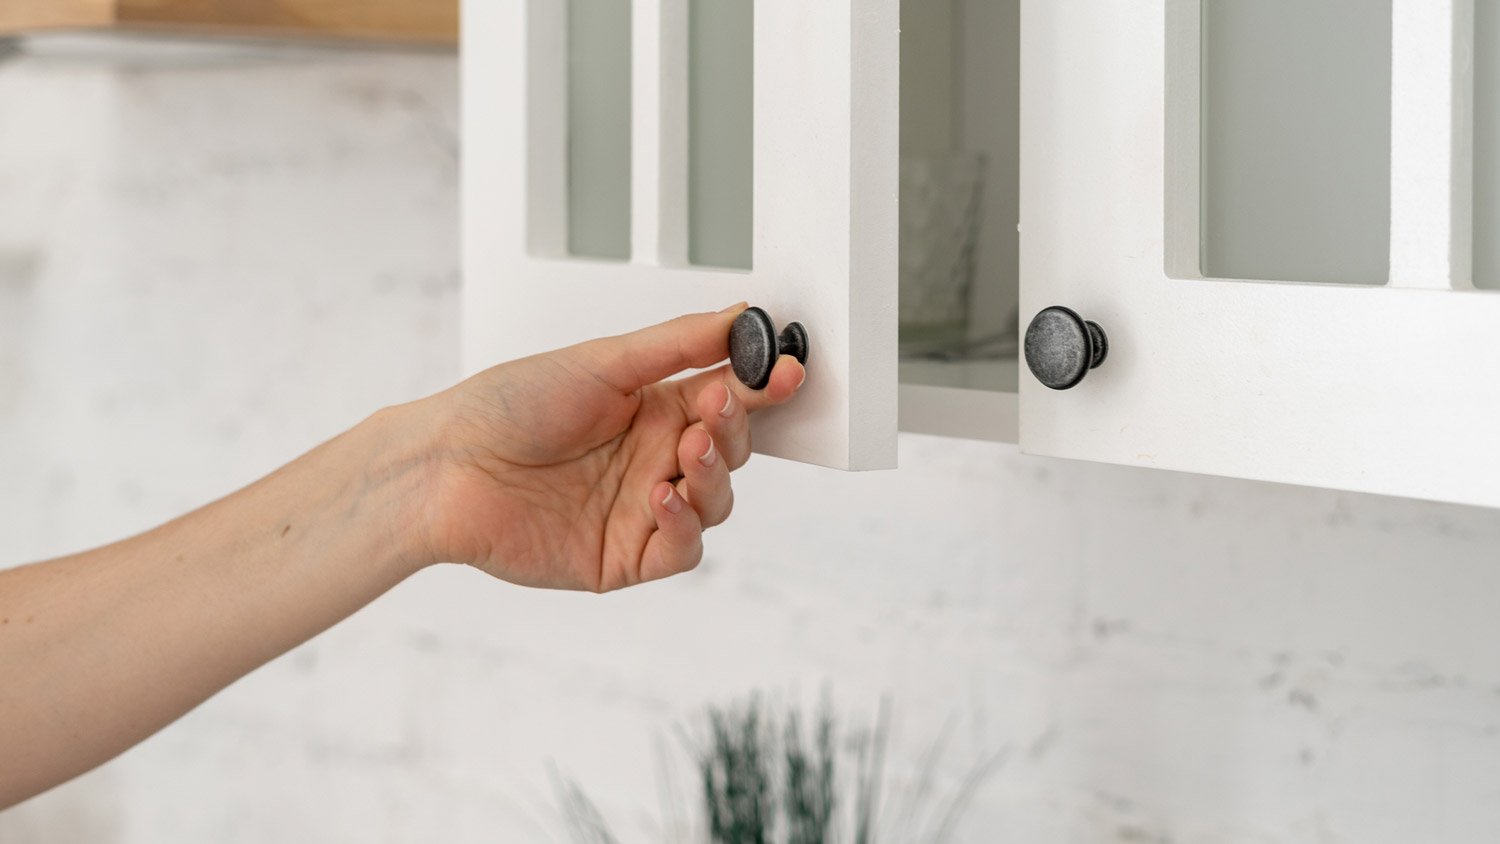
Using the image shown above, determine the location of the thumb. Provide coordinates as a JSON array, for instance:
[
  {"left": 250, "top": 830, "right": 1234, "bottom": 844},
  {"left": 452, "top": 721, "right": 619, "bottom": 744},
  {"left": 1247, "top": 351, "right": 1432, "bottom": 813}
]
[{"left": 580, "top": 303, "right": 748, "bottom": 392}]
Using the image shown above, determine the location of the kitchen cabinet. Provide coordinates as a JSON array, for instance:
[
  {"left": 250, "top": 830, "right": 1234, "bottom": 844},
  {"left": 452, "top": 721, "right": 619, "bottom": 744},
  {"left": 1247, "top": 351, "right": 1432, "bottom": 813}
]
[
  {"left": 1022, "top": 0, "right": 1499, "bottom": 508},
  {"left": 463, "top": 0, "right": 898, "bottom": 470},
  {"left": 462, "top": 0, "right": 1500, "bottom": 508}
]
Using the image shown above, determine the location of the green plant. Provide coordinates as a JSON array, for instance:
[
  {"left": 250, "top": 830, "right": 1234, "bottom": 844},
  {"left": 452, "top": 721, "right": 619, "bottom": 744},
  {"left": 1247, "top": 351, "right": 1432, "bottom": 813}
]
[
  {"left": 554, "top": 770, "right": 624, "bottom": 844},
  {"left": 700, "top": 698, "right": 775, "bottom": 843},
  {"left": 556, "top": 694, "right": 998, "bottom": 844},
  {"left": 780, "top": 705, "right": 836, "bottom": 844}
]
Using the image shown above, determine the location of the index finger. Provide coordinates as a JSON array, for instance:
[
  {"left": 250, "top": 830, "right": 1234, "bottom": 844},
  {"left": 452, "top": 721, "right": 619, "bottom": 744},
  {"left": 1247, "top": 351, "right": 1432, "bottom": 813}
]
[{"left": 568, "top": 304, "right": 747, "bottom": 394}]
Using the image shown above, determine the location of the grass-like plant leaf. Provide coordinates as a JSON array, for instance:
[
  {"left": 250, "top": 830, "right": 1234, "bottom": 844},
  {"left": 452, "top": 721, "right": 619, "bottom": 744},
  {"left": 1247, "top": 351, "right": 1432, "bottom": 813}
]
[
  {"left": 702, "top": 698, "right": 774, "bottom": 844},
  {"left": 555, "top": 692, "right": 996, "bottom": 844}
]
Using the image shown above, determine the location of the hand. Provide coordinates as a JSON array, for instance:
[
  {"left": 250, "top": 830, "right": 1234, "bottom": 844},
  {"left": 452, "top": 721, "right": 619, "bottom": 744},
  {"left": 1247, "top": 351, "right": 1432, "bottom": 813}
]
[
  {"left": 0, "top": 306, "right": 807, "bottom": 805},
  {"left": 417, "top": 305, "right": 806, "bottom": 592}
]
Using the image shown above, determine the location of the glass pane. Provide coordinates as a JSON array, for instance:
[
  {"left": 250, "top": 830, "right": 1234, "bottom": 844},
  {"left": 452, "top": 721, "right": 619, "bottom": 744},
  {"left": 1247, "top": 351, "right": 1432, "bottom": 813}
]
[
  {"left": 1201, "top": 0, "right": 1391, "bottom": 284},
  {"left": 568, "top": 0, "right": 632, "bottom": 260},
  {"left": 897, "top": 0, "right": 1019, "bottom": 394},
  {"left": 688, "top": 0, "right": 753, "bottom": 269},
  {"left": 1476, "top": 0, "right": 1500, "bottom": 289}
]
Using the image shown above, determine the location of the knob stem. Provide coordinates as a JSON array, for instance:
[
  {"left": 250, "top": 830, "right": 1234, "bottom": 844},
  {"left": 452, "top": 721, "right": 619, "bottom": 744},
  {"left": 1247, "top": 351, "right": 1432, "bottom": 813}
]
[
  {"left": 1084, "top": 320, "right": 1108, "bottom": 369},
  {"left": 778, "top": 322, "right": 809, "bottom": 366}
]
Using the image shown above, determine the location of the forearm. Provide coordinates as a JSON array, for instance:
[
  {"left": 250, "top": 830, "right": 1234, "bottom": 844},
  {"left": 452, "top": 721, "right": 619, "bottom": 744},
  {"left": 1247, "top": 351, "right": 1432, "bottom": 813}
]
[{"left": 0, "top": 403, "right": 438, "bottom": 808}]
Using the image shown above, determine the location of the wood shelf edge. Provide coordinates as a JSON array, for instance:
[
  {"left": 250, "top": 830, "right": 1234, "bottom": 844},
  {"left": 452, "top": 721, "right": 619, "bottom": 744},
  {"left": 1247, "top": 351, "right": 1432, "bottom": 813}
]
[{"left": 1, "top": 0, "right": 456, "bottom": 45}]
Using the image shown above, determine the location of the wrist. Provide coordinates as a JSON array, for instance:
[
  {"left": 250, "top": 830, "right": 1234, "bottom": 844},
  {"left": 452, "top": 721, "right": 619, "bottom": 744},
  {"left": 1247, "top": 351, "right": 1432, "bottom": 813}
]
[{"left": 343, "top": 398, "right": 449, "bottom": 577}]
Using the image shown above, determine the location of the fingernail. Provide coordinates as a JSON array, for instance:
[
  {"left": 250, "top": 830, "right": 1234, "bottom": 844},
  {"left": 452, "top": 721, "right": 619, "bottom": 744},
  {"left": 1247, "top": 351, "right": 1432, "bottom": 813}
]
[
  {"left": 719, "top": 301, "right": 749, "bottom": 314},
  {"left": 718, "top": 384, "right": 735, "bottom": 418},
  {"left": 660, "top": 486, "right": 684, "bottom": 514},
  {"left": 795, "top": 364, "right": 807, "bottom": 390},
  {"left": 698, "top": 435, "right": 718, "bottom": 467}
]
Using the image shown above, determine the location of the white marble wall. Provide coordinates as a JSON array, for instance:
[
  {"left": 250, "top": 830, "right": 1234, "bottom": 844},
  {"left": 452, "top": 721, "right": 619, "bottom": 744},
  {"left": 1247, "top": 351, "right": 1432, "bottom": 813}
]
[{"left": 3, "top": 35, "right": 1500, "bottom": 844}]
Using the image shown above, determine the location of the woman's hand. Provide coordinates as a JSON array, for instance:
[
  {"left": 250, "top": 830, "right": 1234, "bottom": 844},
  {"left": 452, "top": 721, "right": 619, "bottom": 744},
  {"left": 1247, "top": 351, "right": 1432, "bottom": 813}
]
[
  {"left": 0, "top": 306, "right": 799, "bottom": 807},
  {"left": 416, "top": 305, "right": 805, "bottom": 592},
  {"left": 1, "top": 307, "right": 802, "bottom": 807}
]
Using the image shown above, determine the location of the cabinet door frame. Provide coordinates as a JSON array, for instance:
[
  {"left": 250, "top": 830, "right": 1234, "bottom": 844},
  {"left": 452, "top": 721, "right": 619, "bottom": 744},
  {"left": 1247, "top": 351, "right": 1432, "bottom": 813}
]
[
  {"left": 1019, "top": 0, "right": 1500, "bottom": 507},
  {"left": 462, "top": 0, "right": 899, "bottom": 470}
]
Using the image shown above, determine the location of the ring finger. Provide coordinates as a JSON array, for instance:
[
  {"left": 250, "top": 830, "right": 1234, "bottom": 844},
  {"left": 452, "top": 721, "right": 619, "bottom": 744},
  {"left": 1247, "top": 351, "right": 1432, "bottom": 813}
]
[{"left": 676, "top": 424, "right": 733, "bottom": 527}]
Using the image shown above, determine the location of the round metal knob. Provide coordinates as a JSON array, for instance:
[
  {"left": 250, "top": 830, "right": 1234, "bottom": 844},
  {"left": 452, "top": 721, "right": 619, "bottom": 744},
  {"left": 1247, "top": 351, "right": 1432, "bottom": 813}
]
[
  {"left": 1024, "top": 306, "right": 1108, "bottom": 390},
  {"left": 729, "top": 306, "right": 809, "bottom": 390}
]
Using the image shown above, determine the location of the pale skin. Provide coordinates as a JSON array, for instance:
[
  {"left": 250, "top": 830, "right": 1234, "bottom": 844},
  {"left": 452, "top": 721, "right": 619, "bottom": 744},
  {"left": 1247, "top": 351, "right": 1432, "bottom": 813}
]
[{"left": 0, "top": 303, "right": 804, "bottom": 810}]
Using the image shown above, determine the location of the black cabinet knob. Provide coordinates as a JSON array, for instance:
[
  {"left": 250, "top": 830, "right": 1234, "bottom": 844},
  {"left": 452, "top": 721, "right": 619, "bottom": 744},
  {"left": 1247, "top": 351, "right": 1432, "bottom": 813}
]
[
  {"left": 1024, "top": 306, "right": 1108, "bottom": 390},
  {"left": 729, "top": 306, "right": 809, "bottom": 390}
]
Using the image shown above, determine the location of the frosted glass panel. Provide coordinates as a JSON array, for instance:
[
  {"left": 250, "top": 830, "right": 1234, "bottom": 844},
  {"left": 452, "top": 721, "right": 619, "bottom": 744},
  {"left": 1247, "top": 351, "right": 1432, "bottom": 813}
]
[
  {"left": 1201, "top": 0, "right": 1390, "bottom": 284},
  {"left": 1477, "top": 0, "right": 1500, "bottom": 289},
  {"left": 688, "top": 0, "right": 752, "bottom": 269},
  {"left": 567, "top": 0, "right": 631, "bottom": 260}
]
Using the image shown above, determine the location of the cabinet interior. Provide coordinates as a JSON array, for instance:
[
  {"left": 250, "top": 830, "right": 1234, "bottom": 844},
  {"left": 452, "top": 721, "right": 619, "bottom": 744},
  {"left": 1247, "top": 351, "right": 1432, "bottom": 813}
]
[{"left": 896, "top": 0, "right": 1021, "bottom": 398}]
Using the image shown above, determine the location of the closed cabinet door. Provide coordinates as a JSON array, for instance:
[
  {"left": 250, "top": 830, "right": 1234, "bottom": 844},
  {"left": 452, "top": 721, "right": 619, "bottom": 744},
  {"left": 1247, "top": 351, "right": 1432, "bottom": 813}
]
[
  {"left": 462, "top": 0, "right": 899, "bottom": 470},
  {"left": 1020, "top": 0, "right": 1500, "bottom": 507}
]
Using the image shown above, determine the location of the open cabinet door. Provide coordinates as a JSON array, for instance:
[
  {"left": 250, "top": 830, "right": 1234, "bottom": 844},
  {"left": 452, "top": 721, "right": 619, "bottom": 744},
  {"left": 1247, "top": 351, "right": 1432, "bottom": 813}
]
[
  {"left": 462, "top": 1, "right": 898, "bottom": 470},
  {"left": 1020, "top": 1, "right": 1500, "bottom": 507}
]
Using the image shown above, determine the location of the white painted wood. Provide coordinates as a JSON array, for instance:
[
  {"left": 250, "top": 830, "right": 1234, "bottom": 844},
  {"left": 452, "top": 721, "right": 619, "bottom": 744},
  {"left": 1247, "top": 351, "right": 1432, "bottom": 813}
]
[
  {"left": 1390, "top": 0, "right": 1475, "bottom": 290},
  {"left": 1021, "top": 0, "right": 1500, "bottom": 507},
  {"left": 463, "top": 0, "right": 898, "bottom": 470}
]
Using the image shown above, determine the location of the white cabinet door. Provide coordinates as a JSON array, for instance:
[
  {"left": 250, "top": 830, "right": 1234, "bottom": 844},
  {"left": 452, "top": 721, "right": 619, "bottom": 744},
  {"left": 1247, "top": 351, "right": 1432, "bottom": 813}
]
[
  {"left": 461, "top": 1, "right": 898, "bottom": 470},
  {"left": 1020, "top": 1, "right": 1500, "bottom": 507}
]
